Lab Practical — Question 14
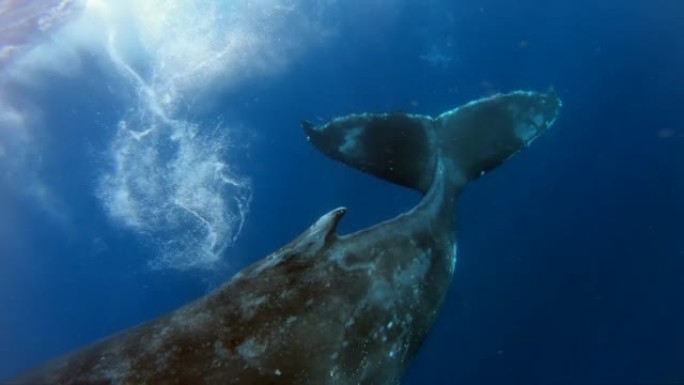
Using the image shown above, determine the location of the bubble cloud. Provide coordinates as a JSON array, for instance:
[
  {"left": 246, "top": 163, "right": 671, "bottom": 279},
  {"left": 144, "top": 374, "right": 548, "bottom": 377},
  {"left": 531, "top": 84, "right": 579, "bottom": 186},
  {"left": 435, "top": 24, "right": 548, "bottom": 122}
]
[
  {"left": 83, "top": 0, "right": 345, "bottom": 270},
  {"left": 0, "top": 0, "right": 404, "bottom": 270}
]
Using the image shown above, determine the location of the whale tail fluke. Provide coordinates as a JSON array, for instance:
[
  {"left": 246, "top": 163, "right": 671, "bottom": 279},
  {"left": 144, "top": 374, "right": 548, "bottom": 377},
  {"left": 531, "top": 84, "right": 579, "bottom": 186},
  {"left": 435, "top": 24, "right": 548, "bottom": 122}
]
[{"left": 302, "top": 90, "right": 561, "bottom": 195}]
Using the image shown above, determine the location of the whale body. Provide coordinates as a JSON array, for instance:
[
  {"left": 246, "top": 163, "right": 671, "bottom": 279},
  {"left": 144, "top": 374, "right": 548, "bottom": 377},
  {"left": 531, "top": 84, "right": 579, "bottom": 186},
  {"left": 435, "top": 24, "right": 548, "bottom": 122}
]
[{"left": 8, "top": 90, "right": 561, "bottom": 384}]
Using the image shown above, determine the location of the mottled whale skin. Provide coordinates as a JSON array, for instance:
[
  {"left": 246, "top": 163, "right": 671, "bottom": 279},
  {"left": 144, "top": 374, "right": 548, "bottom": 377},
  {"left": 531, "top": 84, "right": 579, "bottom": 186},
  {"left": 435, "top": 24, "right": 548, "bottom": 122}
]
[{"left": 8, "top": 90, "right": 561, "bottom": 384}]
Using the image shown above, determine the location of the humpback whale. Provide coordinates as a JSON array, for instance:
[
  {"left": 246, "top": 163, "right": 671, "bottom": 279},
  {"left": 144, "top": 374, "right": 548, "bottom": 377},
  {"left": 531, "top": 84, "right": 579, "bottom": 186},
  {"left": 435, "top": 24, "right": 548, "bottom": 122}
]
[{"left": 8, "top": 90, "right": 561, "bottom": 384}]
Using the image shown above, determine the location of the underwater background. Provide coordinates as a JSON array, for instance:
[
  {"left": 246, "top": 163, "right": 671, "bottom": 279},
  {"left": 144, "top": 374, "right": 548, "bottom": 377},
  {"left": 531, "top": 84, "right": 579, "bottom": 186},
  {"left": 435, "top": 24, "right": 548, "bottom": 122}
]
[{"left": 1, "top": 0, "right": 683, "bottom": 383}]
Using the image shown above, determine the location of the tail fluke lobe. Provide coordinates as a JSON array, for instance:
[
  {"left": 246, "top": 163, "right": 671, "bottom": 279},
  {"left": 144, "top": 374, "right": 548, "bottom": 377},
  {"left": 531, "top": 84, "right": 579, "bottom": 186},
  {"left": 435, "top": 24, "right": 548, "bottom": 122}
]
[
  {"left": 302, "top": 90, "right": 561, "bottom": 194},
  {"left": 436, "top": 90, "right": 562, "bottom": 180},
  {"left": 302, "top": 113, "right": 437, "bottom": 194}
]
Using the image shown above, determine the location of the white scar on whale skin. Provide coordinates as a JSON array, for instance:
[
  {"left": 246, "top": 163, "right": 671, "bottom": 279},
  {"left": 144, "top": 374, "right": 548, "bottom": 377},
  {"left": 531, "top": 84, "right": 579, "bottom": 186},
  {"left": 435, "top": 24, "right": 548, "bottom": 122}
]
[{"left": 8, "top": 90, "right": 561, "bottom": 385}]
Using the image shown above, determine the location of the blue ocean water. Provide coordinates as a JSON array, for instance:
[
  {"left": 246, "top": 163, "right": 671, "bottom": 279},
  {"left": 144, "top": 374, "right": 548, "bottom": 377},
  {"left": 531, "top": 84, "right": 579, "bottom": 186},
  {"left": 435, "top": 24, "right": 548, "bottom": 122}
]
[{"left": 0, "top": 0, "right": 683, "bottom": 383}]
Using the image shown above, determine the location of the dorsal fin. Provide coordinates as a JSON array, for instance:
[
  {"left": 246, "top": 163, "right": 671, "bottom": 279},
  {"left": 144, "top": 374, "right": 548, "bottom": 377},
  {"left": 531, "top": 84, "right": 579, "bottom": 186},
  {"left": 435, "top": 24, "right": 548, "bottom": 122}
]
[{"left": 288, "top": 207, "right": 346, "bottom": 253}]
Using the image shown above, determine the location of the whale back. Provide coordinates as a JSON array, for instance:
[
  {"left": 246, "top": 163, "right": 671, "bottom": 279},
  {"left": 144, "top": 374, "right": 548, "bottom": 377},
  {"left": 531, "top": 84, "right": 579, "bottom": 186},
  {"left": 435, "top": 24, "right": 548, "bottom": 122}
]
[{"left": 6, "top": 90, "right": 562, "bottom": 385}]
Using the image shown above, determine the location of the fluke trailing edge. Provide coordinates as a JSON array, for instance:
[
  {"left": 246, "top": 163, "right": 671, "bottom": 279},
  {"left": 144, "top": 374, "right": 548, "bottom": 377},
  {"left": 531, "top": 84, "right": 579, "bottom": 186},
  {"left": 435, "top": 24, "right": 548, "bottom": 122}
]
[{"left": 9, "top": 90, "right": 561, "bottom": 384}]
